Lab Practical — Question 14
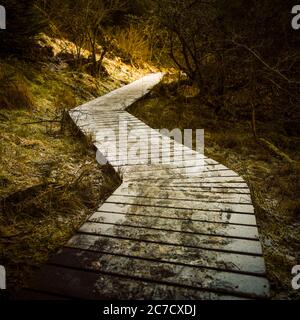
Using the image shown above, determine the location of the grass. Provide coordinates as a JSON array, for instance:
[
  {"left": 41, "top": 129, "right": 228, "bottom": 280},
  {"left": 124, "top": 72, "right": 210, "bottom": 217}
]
[
  {"left": 0, "top": 65, "right": 34, "bottom": 110},
  {"left": 128, "top": 74, "right": 300, "bottom": 300},
  {"left": 114, "top": 24, "right": 152, "bottom": 65},
  {"left": 0, "top": 77, "right": 121, "bottom": 292}
]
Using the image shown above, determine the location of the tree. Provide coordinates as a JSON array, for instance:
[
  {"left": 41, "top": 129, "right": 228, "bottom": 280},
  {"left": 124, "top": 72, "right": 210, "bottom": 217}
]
[
  {"left": 154, "top": 0, "right": 300, "bottom": 122},
  {"left": 154, "top": 1, "right": 211, "bottom": 85},
  {"left": 39, "top": 0, "right": 126, "bottom": 76}
]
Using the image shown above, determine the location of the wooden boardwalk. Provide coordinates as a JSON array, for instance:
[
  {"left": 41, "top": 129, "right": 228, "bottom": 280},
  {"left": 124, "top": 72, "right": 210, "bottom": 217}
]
[{"left": 22, "top": 73, "right": 269, "bottom": 299}]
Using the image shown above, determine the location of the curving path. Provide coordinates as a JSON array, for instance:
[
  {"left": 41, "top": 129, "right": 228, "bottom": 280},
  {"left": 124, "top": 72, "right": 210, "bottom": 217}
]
[{"left": 24, "top": 73, "right": 269, "bottom": 299}]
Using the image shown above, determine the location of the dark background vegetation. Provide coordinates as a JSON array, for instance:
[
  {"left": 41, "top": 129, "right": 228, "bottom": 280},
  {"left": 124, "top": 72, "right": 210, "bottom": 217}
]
[{"left": 0, "top": 0, "right": 299, "bottom": 299}]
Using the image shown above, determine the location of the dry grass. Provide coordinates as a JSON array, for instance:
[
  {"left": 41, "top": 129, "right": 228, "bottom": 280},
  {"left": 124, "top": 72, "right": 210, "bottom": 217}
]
[
  {"left": 114, "top": 25, "right": 152, "bottom": 65},
  {"left": 0, "top": 102, "right": 121, "bottom": 293},
  {"left": 0, "top": 64, "right": 34, "bottom": 110},
  {"left": 128, "top": 74, "right": 300, "bottom": 300}
]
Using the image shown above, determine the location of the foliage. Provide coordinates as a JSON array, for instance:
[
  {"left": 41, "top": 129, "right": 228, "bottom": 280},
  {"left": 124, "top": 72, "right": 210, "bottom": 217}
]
[{"left": 152, "top": 0, "right": 300, "bottom": 135}]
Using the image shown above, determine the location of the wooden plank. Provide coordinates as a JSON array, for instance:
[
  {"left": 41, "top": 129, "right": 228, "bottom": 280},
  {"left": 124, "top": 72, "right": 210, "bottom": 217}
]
[
  {"left": 122, "top": 163, "right": 229, "bottom": 173},
  {"left": 78, "top": 222, "right": 262, "bottom": 255},
  {"left": 50, "top": 248, "right": 269, "bottom": 299},
  {"left": 93, "top": 124, "right": 157, "bottom": 133},
  {"left": 108, "top": 155, "right": 205, "bottom": 165},
  {"left": 96, "top": 202, "right": 257, "bottom": 225},
  {"left": 156, "top": 186, "right": 250, "bottom": 194},
  {"left": 95, "top": 138, "right": 195, "bottom": 154},
  {"left": 94, "top": 134, "right": 187, "bottom": 147},
  {"left": 124, "top": 169, "right": 238, "bottom": 178},
  {"left": 104, "top": 149, "right": 205, "bottom": 162},
  {"left": 113, "top": 190, "right": 252, "bottom": 204},
  {"left": 67, "top": 233, "right": 266, "bottom": 275},
  {"left": 29, "top": 263, "right": 247, "bottom": 300},
  {"left": 88, "top": 211, "right": 258, "bottom": 239},
  {"left": 109, "top": 146, "right": 203, "bottom": 158},
  {"left": 86, "top": 117, "right": 143, "bottom": 123},
  {"left": 134, "top": 182, "right": 249, "bottom": 188},
  {"left": 114, "top": 157, "right": 220, "bottom": 167},
  {"left": 105, "top": 195, "right": 254, "bottom": 214},
  {"left": 127, "top": 175, "right": 245, "bottom": 183},
  {"left": 115, "top": 184, "right": 251, "bottom": 202},
  {"left": 122, "top": 182, "right": 251, "bottom": 194},
  {"left": 27, "top": 265, "right": 106, "bottom": 299},
  {"left": 84, "top": 114, "right": 139, "bottom": 119}
]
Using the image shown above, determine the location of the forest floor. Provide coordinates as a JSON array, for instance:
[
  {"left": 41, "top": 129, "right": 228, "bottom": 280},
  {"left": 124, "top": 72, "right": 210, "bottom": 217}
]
[
  {"left": 128, "top": 75, "right": 300, "bottom": 300},
  {"left": 0, "top": 34, "right": 162, "bottom": 294}
]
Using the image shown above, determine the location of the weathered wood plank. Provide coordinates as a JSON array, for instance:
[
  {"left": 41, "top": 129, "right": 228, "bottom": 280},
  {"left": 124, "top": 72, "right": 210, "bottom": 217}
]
[
  {"left": 49, "top": 248, "right": 269, "bottom": 299},
  {"left": 137, "top": 182, "right": 249, "bottom": 188},
  {"left": 127, "top": 175, "right": 245, "bottom": 183},
  {"left": 105, "top": 195, "right": 254, "bottom": 214},
  {"left": 122, "top": 163, "right": 230, "bottom": 173},
  {"left": 124, "top": 170, "right": 239, "bottom": 179},
  {"left": 96, "top": 202, "right": 257, "bottom": 225},
  {"left": 87, "top": 212, "right": 258, "bottom": 239},
  {"left": 114, "top": 185, "right": 252, "bottom": 203},
  {"left": 105, "top": 151, "right": 205, "bottom": 164},
  {"left": 30, "top": 263, "right": 247, "bottom": 300},
  {"left": 78, "top": 222, "right": 262, "bottom": 255},
  {"left": 122, "top": 182, "right": 251, "bottom": 194},
  {"left": 67, "top": 233, "right": 266, "bottom": 275}
]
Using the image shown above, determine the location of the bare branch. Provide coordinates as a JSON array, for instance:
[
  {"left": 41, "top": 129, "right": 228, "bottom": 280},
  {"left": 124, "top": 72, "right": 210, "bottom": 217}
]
[{"left": 232, "top": 40, "right": 300, "bottom": 86}]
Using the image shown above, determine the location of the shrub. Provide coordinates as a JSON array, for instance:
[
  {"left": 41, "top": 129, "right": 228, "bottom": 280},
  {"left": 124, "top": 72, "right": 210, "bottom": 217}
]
[{"left": 114, "top": 24, "right": 151, "bottom": 64}]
